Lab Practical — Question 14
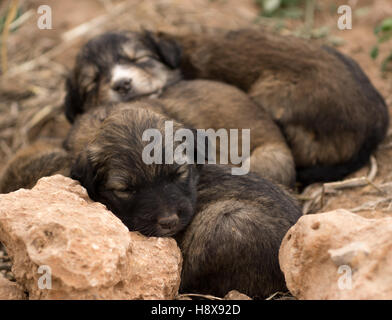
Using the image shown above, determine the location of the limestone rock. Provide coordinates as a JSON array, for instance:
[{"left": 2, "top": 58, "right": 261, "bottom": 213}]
[
  {"left": 128, "top": 232, "right": 182, "bottom": 300},
  {"left": 279, "top": 209, "right": 392, "bottom": 299},
  {"left": 0, "top": 175, "right": 182, "bottom": 300},
  {"left": 0, "top": 274, "right": 26, "bottom": 300}
]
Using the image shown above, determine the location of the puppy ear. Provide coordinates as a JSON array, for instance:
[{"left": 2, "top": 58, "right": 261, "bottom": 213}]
[
  {"left": 64, "top": 61, "right": 98, "bottom": 123},
  {"left": 70, "top": 152, "right": 99, "bottom": 199},
  {"left": 143, "top": 30, "right": 182, "bottom": 69},
  {"left": 64, "top": 73, "right": 84, "bottom": 123}
]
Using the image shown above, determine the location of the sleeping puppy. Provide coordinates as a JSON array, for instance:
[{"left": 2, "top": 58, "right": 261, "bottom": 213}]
[
  {"left": 64, "top": 31, "right": 296, "bottom": 187},
  {"left": 65, "top": 29, "right": 389, "bottom": 186},
  {"left": 158, "top": 80, "right": 295, "bottom": 187},
  {"left": 65, "top": 101, "right": 199, "bottom": 237},
  {"left": 162, "top": 28, "right": 390, "bottom": 185},
  {"left": 64, "top": 101, "right": 302, "bottom": 297},
  {"left": 0, "top": 139, "right": 70, "bottom": 194},
  {"left": 64, "top": 31, "right": 181, "bottom": 122},
  {"left": 179, "top": 163, "right": 301, "bottom": 298}
]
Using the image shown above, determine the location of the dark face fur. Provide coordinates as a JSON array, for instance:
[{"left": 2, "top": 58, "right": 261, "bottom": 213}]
[
  {"left": 70, "top": 105, "right": 200, "bottom": 237},
  {"left": 65, "top": 31, "right": 182, "bottom": 123}
]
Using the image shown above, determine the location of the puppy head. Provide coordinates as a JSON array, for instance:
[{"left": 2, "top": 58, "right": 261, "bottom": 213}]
[
  {"left": 71, "top": 103, "right": 201, "bottom": 237},
  {"left": 65, "top": 31, "right": 182, "bottom": 123}
]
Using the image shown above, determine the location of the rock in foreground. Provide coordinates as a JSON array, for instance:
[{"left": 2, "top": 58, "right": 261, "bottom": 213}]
[
  {"left": 0, "top": 274, "right": 26, "bottom": 300},
  {"left": 0, "top": 175, "right": 182, "bottom": 300},
  {"left": 279, "top": 209, "right": 392, "bottom": 299}
]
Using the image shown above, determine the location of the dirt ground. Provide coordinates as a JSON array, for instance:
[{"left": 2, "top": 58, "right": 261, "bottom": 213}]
[{"left": 0, "top": 0, "right": 391, "bottom": 298}]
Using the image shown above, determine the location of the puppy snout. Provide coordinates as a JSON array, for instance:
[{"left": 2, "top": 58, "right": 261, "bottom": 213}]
[
  {"left": 112, "top": 78, "right": 132, "bottom": 93},
  {"left": 158, "top": 214, "right": 179, "bottom": 230}
]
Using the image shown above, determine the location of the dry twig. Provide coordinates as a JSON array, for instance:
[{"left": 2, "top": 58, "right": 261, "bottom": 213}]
[
  {"left": 323, "top": 156, "right": 378, "bottom": 193},
  {"left": 350, "top": 197, "right": 392, "bottom": 213},
  {"left": 301, "top": 156, "right": 379, "bottom": 214},
  {"left": 1, "top": 0, "right": 19, "bottom": 75},
  {"left": 21, "top": 100, "right": 64, "bottom": 143},
  {"left": 8, "top": 8, "right": 33, "bottom": 31},
  {"left": 176, "top": 293, "right": 224, "bottom": 301},
  {"left": 6, "top": 1, "right": 131, "bottom": 77},
  {"left": 304, "top": 0, "right": 315, "bottom": 35},
  {"left": 265, "top": 291, "right": 290, "bottom": 300}
]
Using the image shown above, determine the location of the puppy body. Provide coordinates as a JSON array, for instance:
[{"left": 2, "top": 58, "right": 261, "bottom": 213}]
[
  {"left": 169, "top": 29, "right": 389, "bottom": 184},
  {"left": 177, "top": 164, "right": 301, "bottom": 298},
  {"left": 65, "top": 31, "right": 296, "bottom": 187},
  {"left": 0, "top": 139, "right": 70, "bottom": 193},
  {"left": 158, "top": 79, "right": 295, "bottom": 186},
  {"left": 65, "top": 101, "right": 301, "bottom": 298}
]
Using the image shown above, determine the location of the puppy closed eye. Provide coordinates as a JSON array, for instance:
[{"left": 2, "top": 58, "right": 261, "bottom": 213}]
[
  {"left": 175, "top": 166, "right": 189, "bottom": 181},
  {"left": 113, "top": 188, "right": 136, "bottom": 199},
  {"left": 122, "top": 55, "right": 154, "bottom": 64},
  {"left": 135, "top": 55, "right": 154, "bottom": 63}
]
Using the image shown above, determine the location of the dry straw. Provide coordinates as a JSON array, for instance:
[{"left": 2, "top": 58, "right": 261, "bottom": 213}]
[{"left": 1, "top": 0, "right": 19, "bottom": 75}]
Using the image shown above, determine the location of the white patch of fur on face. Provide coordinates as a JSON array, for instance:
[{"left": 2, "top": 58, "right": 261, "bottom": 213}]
[
  {"left": 111, "top": 65, "right": 136, "bottom": 85},
  {"left": 109, "top": 64, "right": 171, "bottom": 102}
]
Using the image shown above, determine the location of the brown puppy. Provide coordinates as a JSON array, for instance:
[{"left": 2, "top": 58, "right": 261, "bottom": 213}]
[
  {"left": 178, "top": 163, "right": 301, "bottom": 298},
  {"left": 158, "top": 80, "right": 295, "bottom": 186},
  {"left": 64, "top": 31, "right": 181, "bottom": 122},
  {"left": 161, "top": 28, "right": 389, "bottom": 185},
  {"left": 0, "top": 143, "right": 300, "bottom": 298},
  {"left": 64, "top": 31, "right": 295, "bottom": 187},
  {"left": 65, "top": 101, "right": 202, "bottom": 237},
  {"left": 64, "top": 101, "right": 302, "bottom": 298},
  {"left": 0, "top": 139, "right": 70, "bottom": 193}
]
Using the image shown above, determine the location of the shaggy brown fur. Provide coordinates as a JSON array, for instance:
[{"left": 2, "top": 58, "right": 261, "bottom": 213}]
[
  {"left": 64, "top": 101, "right": 302, "bottom": 298},
  {"left": 162, "top": 28, "right": 389, "bottom": 185},
  {"left": 64, "top": 31, "right": 295, "bottom": 187},
  {"left": 64, "top": 31, "right": 181, "bottom": 123},
  {"left": 65, "top": 101, "right": 201, "bottom": 237},
  {"left": 176, "top": 163, "right": 301, "bottom": 298},
  {"left": 0, "top": 139, "right": 70, "bottom": 193}
]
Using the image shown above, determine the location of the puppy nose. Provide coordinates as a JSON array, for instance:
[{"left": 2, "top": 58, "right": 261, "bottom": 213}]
[
  {"left": 158, "top": 214, "right": 179, "bottom": 230},
  {"left": 112, "top": 78, "right": 132, "bottom": 93}
]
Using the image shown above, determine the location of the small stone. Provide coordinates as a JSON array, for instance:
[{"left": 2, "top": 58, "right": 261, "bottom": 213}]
[
  {"left": 0, "top": 274, "right": 25, "bottom": 300},
  {"left": 224, "top": 290, "right": 252, "bottom": 300},
  {"left": 0, "top": 175, "right": 182, "bottom": 300},
  {"left": 279, "top": 209, "right": 392, "bottom": 300}
]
